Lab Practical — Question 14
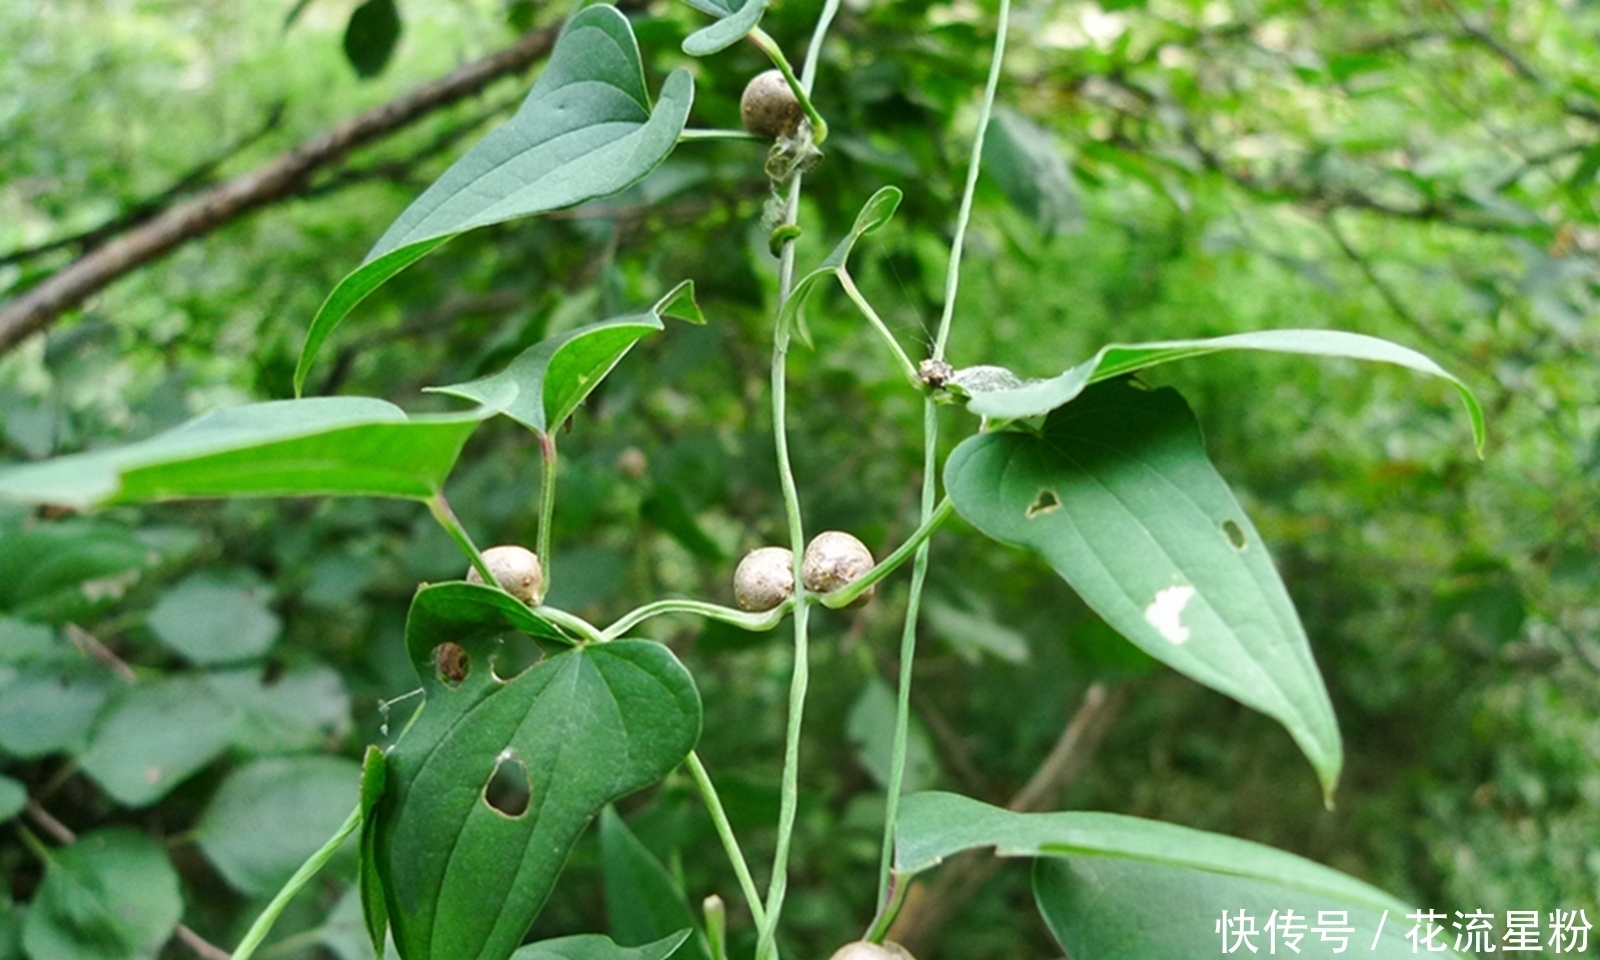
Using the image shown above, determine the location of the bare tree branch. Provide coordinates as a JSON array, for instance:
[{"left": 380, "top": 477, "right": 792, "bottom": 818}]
[{"left": 0, "top": 24, "right": 561, "bottom": 356}]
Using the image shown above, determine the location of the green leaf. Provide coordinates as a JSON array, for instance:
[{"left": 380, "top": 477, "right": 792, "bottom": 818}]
[
  {"left": 365, "top": 587, "right": 702, "bottom": 960},
  {"left": 78, "top": 675, "right": 239, "bottom": 807},
  {"left": 0, "top": 520, "right": 161, "bottom": 623},
  {"left": 600, "top": 807, "right": 709, "bottom": 960},
  {"left": 944, "top": 379, "right": 1342, "bottom": 797},
  {"left": 21, "top": 828, "right": 182, "bottom": 960},
  {"left": 404, "top": 580, "right": 577, "bottom": 646},
  {"left": 890, "top": 792, "right": 1470, "bottom": 960},
  {"left": 0, "top": 397, "right": 494, "bottom": 510},
  {"left": 205, "top": 665, "right": 352, "bottom": 755},
  {"left": 196, "top": 755, "right": 362, "bottom": 898},
  {"left": 358, "top": 746, "right": 391, "bottom": 959},
  {"left": 775, "top": 186, "right": 902, "bottom": 347},
  {"left": 982, "top": 106, "right": 1081, "bottom": 237},
  {"left": 0, "top": 775, "right": 24, "bottom": 823},
  {"left": 510, "top": 931, "right": 691, "bottom": 960},
  {"left": 954, "top": 328, "right": 1485, "bottom": 455},
  {"left": 0, "top": 662, "right": 110, "bottom": 759},
  {"left": 680, "top": 0, "right": 768, "bottom": 57},
  {"left": 847, "top": 677, "right": 938, "bottom": 794},
  {"left": 429, "top": 281, "right": 703, "bottom": 435},
  {"left": 147, "top": 572, "right": 282, "bottom": 665},
  {"left": 297, "top": 5, "right": 695, "bottom": 394},
  {"left": 343, "top": 0, "right": 401, "bottom": 78}
]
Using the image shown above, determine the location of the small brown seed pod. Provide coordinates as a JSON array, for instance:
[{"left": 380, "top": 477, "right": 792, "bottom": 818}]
[
  {"left": 802, "top": 530, "right": 874, "bottom": 604},
  {"left": 733, "top": 546, "right": 795, "bottom": 612},
  {"left": 827, "top": 942, "right": 918, "bottom": 960},
  {"left": 740, "top": 69, "right": 804, "bottom": 140},
  {"left": 466, "top": 545, "right": 545, "bottom": 605}
]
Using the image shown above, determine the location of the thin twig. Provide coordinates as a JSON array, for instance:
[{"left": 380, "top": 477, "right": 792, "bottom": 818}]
[
  {"left": 0, "top": 24, "right": 562, "bottom": 354},
  {"left": 63, "top": 623, "right": 136, "bottom": 684}
]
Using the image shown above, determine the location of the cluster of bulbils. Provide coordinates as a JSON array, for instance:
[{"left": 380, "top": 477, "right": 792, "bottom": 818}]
[{"left": 733, "top": 531, "right": 874, "bottom": 612}]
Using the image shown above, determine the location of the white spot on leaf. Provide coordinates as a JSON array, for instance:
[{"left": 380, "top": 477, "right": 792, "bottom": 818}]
[{"left": 1145, "top": 584, "right": 1196, "bottom": 644}]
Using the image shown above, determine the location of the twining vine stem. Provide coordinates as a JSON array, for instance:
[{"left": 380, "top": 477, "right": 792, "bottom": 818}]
[{"left": 871, "top": 0, "right": 1014, "bottom": 933}]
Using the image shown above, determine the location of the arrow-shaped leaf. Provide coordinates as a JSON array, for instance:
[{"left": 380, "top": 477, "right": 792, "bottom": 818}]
[
  {"left": 0, "top": 397, "right": 494, "bottom": 510},
  {"left": 679, "top": 0, "right": 769, "bottom": 57},
  {"left": 944, "top": 378, "right": 1342, "bottom": 798},
  {"left": 775, "top": 186, "right": 901, "bottom": 347},
  {"left": 892, "top": 792, "right": 1472, "bottom": 960},
  {"left": 364, "top": 584, "right": 702, "bottom": 960},
  {"left": 428, "top": 281, "right": 703, "bottom": 435},
  {"left": 296, "top": 5, "right": 695, "bottom": 394},
  {"left": 953, "top": 328, "right": 1484, "bottom": 454}
]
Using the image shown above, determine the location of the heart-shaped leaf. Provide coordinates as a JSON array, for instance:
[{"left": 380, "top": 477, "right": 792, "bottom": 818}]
[
  {"left": 680, "top": 0, "right": 769, "bottom": 56},
  {"left": 428, "top": 281, "right": 703, "bottom": 435},
  {"left": 945, "top": 378, "right": 1341, "bottom": 798},
  {"left": 0, "top": 397, "right": 495, "bottom": 510},
  {"left": 297, "top": 5, "right": 695, "bottom": 394},
  {"left": 891, "top": 792, "right": 1471, "bottom": 960},
  {"left": 776, "top": 186, "right": 901, "bottom": 347},
  {"left": 953, "top": 328, "right": 1484, "bottom": 454},
  {"left": 363, "top": 585, "right": 702, "bottom": 960}
]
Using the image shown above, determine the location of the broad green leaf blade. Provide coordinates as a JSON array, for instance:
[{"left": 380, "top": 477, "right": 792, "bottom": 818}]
[
  {"left": 1035, "top": 858, "right": 1469, "bottom": 960},
  {"left": 600, "top": 808, "right": 710, "bottom": 960},
  {"left": 0, "top": 661, "right": 110, "bottom": 758},
  {"left": 944, "top": 379, "right": 1342, "bottom": 797},
  {"left": 404, "top": 580, "right": 577, "bottom": 645},
  {"left": 775, "top": 186, "right": 902, "bottom": 347},
  {"left": 367, "top": 588, "right": 702, "bottom": 960},
  {"left": 0, "top": 397, "right": 494, "bottom": 510},
  {"left": 78, "top": 675, "right": 239, "bottom": 808},
  {"left": 428, "top": 281, "right": 702, "bottom": 435},
  {"left": 681, "top": 0, "right": 768, "bottom": 57},
  {"left": 196, "top": 755, "right": 362, "bottom": 898},
  {"left": 983, "top": 106, "right": 1080, "bottom": 237},
  {"left": 297, "top": 5, "right": 695, "bottom": 394},
  {"left": 956, "top": 328, "right": 1484, "bottom": 454},
  {"left": 147, "top": 572, "right": 282, "bottom": 665},
  {"left": 510, "top": 931, "right": 691, "bottom": 960},
  {"left": 343, "top": 0, "right": 401, "bottom": 78},
  {"left": 20, "top": 828, "right": 181, "bottom": 960},
  {"left": 358, "top": 746, "right": 391, "bottom": 959}
]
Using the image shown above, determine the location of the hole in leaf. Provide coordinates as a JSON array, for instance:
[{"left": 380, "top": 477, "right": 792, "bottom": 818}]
[
  {"left": 434, "top": 642, "right": 469, "bottom": 687},
  {"left": 1026, "top": 489, "right": 1060, "bottom": 518},
  {"left": 1222, "top": 520, "right": 1247, "bottom": 550},
  {"left": 483, "top": 751, "right": 531, "bottom": 818}
]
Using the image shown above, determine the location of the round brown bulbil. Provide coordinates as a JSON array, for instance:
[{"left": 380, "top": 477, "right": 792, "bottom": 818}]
[
  {"left": 733, "top": 546, "right": 795, "bottom": 612},
  {"left": 740, "top": 69, "right": 804, "bottom": 139},
  {"left": 466, "top": 545, "right": 545, "bottom": 605},
  {"left": 802, "top": 530, "right": 874, "bottom": 605}
]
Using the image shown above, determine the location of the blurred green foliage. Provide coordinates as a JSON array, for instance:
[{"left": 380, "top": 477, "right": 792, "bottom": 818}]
[{"left": 1, "top": 0, "right": 1596, "bottom": 958}]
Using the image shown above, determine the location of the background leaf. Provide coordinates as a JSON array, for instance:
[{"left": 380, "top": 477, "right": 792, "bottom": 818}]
[
  {"left": 343, "top": 0, "right": 402, "bottom": 79},
  {"left": 297, "top": 5, "right": 695, "bottom": 393},
  {"left": 0, "top": 397, "right": 492, "bottom": 509},
  {"left": 77, "top": 676, "right": 238, "bottom": 808},
  {"left": 429, "top": 281, "right": 702, "bottom": 435},
  {"left": 0, "top": 776, "right": 23, "bottom": 823},
  {"left": 945, "top": 378, "right": 1342, "bottom": 797},
  {"left": 600, "top": 807, "right": 709, "bottom": 960},
  {"left": 982, "top": 106, "right": 1080, "bottom": 237},
  {"left": 955, "top": 329, "right": 1484, "bottom": 454},
  {"left": 367, "top": 590, "right": 701, "bottom": 960},
  {"left": 196, "top": 755, "right": 362, "bottom": 898},
  {"left": 510, "top": 931, "right": 691, "bottom": 960},
  {"left": 146, "top": 572, "right": 282, "bottom": 665},
  {"left": 20, "top": 829, "right": 181, "bottom": 960}
]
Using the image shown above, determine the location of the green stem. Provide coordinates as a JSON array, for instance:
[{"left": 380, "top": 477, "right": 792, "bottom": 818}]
[
  {"left": 932, "top": 0, "right": 1011, "bottom": 361},
  {"left": 747, "top": 28, "right": 829, "bottom": 144},
  {"left": 680, "top": 128, "right": 763, "bottom": 142},
  {"left": 837, "top": 268, "right": 919, "bottom": 386},
  {"left": 601, "top": 598, "right": 790, "bottom": 642},
  {"left": 231, "top": 805, "right": 362, "bottom": 960},
  {"left": 687, "top": 751, "right": 767, "bottom": 929},
  {"left": 864, "top": 870, "right": 913, "bottom": 944},
  {"left": 537, "top": 432, "right": 557, "bottom": 583},
  {"left": 816, "top": 497, "right": 953, "bottom": 610},
  {"left": 428, "top": 492, "right": 492, "bottom": 584},
  {"left": 531, "top": 606, "right": 604, "bottom": 644},
  {"left": 874, "top": 402, "right": 939, "bottom": 913}
]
